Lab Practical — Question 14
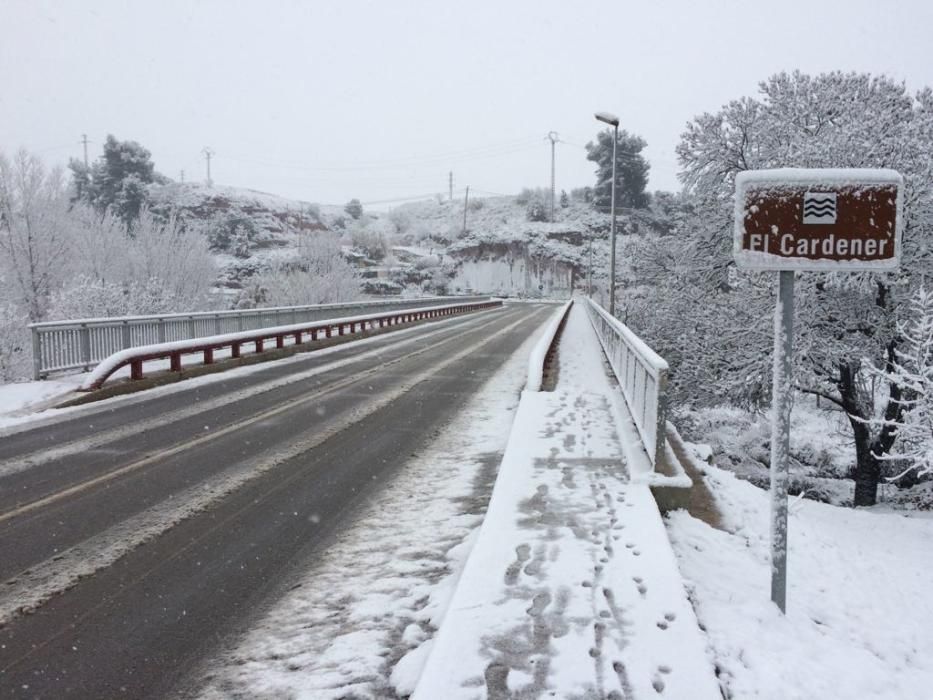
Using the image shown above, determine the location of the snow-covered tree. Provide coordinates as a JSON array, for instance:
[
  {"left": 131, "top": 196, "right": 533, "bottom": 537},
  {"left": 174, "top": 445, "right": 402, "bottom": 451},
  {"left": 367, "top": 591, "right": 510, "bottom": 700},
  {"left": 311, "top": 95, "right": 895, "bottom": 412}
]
[
  {"left": 0, "top": 302, "right": 30, "bottom": 381},
  {"left": 350, "top": 224, "right": 388, "bottom": 261},
  {"left": 669, "top": 71, "right": 933, "bottom": 505},
  {"left": 0, "top": 150, "right": 71, "bottom": 321},
  {"left": 251, "top": 233, "right": 360, "bottom": 306},
  {"left": 66, "top": 204, "right": 130, "bottom": 284},
  {"left": 880, "top": 286, "right": 933, "bottom": 480},
  {"left": 125, "top": 208, "right": 216, "bottom": 310},
  {"left": 525, "top": 192, "right": 548, "bottom": 222},
  {"left": 205, "top": 212, "right": 258, "bottom": 254}
]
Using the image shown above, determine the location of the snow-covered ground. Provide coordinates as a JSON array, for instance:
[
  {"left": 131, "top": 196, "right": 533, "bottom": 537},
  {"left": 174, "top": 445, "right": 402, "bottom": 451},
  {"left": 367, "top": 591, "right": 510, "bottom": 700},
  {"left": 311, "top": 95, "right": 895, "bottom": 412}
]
[
  {"left": 415, "top": 303, "right": 719, "bottom": 699},
  {"left": 195, "top": 306, "right": 553, "bottom": 699},
  {"left": 667, "top": 456, "right": 933, "bottom": 700},
  {"left": 0, "top": 375, "right": 86, "bottom": 427}
]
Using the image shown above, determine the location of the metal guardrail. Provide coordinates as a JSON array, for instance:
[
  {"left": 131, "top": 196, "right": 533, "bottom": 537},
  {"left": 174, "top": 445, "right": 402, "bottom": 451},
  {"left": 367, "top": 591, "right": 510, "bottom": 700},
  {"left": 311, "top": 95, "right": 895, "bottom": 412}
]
[
  {"left": 584, "top": 297, "right": 669, "bottom": 468},
  {"left": 81, "top": 300, "right": 502, "bottom": 390},
  {"left": 29, "top": 296, "right": 490, "bottom": 380}
]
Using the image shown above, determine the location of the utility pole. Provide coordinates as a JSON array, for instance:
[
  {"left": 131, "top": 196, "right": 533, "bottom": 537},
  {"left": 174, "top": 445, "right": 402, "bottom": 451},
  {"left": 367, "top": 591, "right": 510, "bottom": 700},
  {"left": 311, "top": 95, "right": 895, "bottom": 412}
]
[
  {"left": 202, "top": 147, "right": 215, "bottom": 187},
  {"left": 449, "top": 171, "right": 453, "bottom": 202},
  {"left": 548, "top": 131, "right": 559, "bottom": 222},
  {"left": 180, "top": 169, "right": 185, "bottom": 184},
  {"left": 81, "top": 134, "right": 89, "bottom": 168},
  {"left": 462, "top": 186, "right": 470, "bottom": 235}
]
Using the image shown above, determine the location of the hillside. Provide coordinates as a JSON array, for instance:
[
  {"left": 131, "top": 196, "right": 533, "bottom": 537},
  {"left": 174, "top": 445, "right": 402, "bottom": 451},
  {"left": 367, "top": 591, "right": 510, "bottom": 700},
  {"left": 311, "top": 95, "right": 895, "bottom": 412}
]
[{"left": 148, "top": 182, "right": 671, "bottom": 301}]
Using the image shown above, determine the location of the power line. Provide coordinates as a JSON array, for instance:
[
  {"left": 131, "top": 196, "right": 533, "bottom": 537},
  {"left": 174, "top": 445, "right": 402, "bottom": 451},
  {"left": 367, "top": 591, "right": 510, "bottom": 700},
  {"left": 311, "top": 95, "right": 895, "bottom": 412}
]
[
  {"left": 359, "top": 193, "right": 442, "bottom": 206},
  {"left": 215, "top": 137, "right": 544, "bottom": 173},
  {"left": 470, "top": 188, "right": 512, "bottom": 197},
  {"left": 360, "top": 186, "right": 508, "bottom": 207}
]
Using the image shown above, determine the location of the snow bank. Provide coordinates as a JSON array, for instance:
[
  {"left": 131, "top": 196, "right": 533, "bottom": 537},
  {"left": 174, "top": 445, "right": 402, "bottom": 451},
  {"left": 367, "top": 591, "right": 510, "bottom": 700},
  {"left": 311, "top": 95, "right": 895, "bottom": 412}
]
[
  {"left": 525, "top": 300, "right": 572, "bottom": 391},
  {"left": 0, "top": 376, "right": 86, "bottom": 428},
  {"left": 667, "top": 460, "right": 933, "bottom": 700}
]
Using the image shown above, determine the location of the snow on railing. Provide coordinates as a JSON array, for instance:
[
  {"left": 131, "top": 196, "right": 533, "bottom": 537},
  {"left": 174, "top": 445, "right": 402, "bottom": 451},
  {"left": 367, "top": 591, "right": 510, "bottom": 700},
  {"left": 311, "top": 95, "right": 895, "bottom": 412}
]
[
  {"left": 584, "top": 297, "right": 669, "bottom": 468},
  {"left": 80, "top": 300, "right": 501, "bottom": 391},
  {"left": 29, "top": 296, "right": 490, "bottom": 380},
  {"left": 526, "top": 300, "right": 573, "bottom": 392}
]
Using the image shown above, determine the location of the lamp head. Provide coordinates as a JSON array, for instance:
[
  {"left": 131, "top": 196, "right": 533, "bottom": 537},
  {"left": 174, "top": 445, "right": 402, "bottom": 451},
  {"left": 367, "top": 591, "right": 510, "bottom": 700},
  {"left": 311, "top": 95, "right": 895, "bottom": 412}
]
[{"left": 594, "top": 112, "right": 620, "bottom": 127}]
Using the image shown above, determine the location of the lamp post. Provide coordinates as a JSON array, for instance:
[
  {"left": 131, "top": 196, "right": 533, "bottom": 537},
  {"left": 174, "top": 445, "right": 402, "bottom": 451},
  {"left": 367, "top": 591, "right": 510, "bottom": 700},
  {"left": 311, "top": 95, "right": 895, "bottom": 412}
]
[{"left": 595, "top": 111, "right": 619, "bottom": 316}]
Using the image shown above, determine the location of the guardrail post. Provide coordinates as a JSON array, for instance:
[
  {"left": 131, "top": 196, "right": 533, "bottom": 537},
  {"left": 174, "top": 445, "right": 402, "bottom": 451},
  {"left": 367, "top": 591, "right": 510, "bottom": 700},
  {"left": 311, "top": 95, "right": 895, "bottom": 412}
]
[
  {"left": 204, "top": 348, "right": 214, "bottom": 364},
  {"left": 80, "top": 323, "right": 92, "bottom": 372},
  {"left": 654, "top": 369, "right": 668, "bottom": 467},
  {"left": 231, "top": 342, "right": 241, "bottom": 358},
  {"left": 170, "top": 352, "right": 182, "bottom": 372},
  {"left": 130, "top": 359, "right": 143, "bottom": 380},
  {"left": 32, "top": 327, "right": 42, "bottom": 380},
  {"left": 276, "top": 335, "right": 284, "bottom": 349}
]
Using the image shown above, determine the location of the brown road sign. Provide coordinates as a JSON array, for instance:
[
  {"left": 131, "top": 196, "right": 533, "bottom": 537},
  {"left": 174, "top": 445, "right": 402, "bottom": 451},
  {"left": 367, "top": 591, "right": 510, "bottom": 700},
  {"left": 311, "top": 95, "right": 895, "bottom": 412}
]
[{"left": 734, "top": 169, "right": 903, "bottom": 271}]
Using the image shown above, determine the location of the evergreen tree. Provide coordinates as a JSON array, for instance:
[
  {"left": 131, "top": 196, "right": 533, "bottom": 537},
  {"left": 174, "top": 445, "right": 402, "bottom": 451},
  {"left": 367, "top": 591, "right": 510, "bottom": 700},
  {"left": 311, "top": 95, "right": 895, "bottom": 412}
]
[
  {"left": 344, "top": 198, "right": 363, "bottom": 220},
  {"left": 585, "top": 129, "right": 650, "bottom": 210},
  {"left": 68, "top": 134, "right": 157, "bottom": 226}
]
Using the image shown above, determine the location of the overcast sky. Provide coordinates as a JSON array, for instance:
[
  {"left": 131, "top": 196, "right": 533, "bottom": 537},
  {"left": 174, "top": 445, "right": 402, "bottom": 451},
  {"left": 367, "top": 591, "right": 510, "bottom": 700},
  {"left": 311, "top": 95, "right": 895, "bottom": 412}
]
[{"left": 3, "top": 0, "right": 933, "bottom": 208}]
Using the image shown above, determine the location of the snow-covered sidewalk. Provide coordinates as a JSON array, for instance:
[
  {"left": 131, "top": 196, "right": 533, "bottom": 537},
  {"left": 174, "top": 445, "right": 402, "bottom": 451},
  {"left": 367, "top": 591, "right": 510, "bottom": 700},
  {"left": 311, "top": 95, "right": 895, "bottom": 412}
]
[{"left": 414, "top": 304, "right": 720, "bottom": 699}]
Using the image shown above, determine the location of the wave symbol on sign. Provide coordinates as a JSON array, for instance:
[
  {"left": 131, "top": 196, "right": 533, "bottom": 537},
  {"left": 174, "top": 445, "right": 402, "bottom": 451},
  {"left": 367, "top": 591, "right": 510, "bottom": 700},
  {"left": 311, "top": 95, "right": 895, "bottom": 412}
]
[{"left": 803, "top": 192, "right": 837, "bottom": 224}]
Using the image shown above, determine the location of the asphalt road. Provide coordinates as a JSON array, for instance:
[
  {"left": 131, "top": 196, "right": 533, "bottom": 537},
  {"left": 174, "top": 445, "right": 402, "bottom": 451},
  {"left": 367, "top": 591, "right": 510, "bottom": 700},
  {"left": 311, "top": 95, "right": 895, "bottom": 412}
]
[{"left": 0, "top": 301, "right": 555, "bottom": 699}]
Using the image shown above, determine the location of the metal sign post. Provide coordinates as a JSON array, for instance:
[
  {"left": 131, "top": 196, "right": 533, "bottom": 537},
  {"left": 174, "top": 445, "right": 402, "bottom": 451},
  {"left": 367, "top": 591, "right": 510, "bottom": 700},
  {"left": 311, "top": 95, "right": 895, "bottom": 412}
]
[
  {"left": 770, "top": 270, "right": 794, "bottom": 612},
  {"left": 734, "top": 168, "right": 903, "bottom": 614}
]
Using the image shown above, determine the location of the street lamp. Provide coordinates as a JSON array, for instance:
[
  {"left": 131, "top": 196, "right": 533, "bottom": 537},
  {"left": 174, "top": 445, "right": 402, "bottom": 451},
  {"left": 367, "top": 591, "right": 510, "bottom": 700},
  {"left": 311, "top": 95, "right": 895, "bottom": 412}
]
[{"left": 594, "top": 111, "right": 619, "bottom": 316}]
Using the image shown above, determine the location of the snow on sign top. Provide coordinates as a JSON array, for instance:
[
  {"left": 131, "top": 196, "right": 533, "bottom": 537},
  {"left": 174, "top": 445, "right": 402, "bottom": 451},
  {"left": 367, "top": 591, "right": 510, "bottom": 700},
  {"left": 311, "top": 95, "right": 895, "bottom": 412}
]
[{"left": 734, "top": 168, "right": 903, "bottom": 271}]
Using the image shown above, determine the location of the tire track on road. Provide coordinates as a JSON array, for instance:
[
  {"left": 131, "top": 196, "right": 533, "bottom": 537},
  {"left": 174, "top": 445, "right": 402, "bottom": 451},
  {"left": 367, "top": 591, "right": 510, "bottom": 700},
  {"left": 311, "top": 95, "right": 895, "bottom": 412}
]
[
  {"left": 0, "top": 308, "right": 514, "bottom": 481},
  {"left": 0, "top": 308, "right": 548, "bottom": 628}
]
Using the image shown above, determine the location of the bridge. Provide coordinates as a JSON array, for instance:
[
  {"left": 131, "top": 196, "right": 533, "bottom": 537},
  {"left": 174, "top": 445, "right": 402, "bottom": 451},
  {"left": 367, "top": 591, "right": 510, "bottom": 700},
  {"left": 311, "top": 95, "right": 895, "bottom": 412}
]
[{"left": 0, "top": 296, "right": 720, "bottom": 698}]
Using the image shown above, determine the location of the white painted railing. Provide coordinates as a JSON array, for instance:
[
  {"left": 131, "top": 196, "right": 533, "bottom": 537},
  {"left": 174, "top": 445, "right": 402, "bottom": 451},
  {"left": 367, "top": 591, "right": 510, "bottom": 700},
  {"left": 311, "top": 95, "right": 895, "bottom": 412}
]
[
  {"left": 29, "top": 296, "right": 490, "bottom": 380},
  {"left": 584, "top": 297, "right": 669, "bottom": 468}
]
